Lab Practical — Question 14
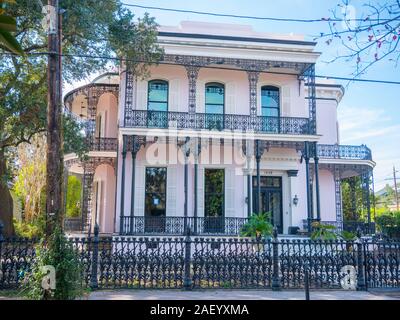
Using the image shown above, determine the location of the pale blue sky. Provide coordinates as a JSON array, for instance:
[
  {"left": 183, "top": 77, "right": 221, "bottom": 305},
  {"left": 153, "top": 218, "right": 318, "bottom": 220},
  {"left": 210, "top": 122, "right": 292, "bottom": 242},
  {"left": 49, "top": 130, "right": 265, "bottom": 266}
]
[{"left": 120, "top": 0, "right": 400, "bottom": 190}]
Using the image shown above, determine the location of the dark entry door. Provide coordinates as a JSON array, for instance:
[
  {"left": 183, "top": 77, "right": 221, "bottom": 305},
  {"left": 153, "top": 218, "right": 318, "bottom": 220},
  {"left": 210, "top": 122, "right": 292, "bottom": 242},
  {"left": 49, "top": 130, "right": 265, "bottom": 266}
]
[{"left": 253, "top": 177, "right": 283, "bottom": 234}]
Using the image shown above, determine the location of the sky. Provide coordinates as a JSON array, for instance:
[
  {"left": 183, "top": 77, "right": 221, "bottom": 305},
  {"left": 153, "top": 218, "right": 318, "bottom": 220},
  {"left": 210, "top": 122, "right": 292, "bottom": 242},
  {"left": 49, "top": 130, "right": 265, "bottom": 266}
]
[{"left": 67, "top": 0, "right": 400, "bottom": 190}]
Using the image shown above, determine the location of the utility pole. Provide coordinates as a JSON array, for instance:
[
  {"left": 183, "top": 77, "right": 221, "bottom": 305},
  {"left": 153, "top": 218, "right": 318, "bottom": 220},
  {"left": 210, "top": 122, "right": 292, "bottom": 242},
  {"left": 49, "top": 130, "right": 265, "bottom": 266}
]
[
  {"left": 45, "top": 0, "right": 63, "bottom": 237},
  {"left": 394, "top": 166, "right": 399, "bottom": 211}
]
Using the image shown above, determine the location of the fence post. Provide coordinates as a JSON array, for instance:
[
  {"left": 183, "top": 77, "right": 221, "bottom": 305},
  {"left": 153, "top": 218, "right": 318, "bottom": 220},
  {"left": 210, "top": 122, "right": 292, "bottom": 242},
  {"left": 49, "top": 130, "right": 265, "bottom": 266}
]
[
  {"left": 183, "top": 227, "right": 192, "bottom": 290},
  {"left": 272, "top": 227, "right": 281, "bottom": 291},
  {"left": 356, "top": 229, "right": 366, "bottom": 291},
  {"left": 0, "top": 221, "right": 3, "bottom": 288},
  {"left": 90, "top": 223, "right": 99, "bottom": 290}
]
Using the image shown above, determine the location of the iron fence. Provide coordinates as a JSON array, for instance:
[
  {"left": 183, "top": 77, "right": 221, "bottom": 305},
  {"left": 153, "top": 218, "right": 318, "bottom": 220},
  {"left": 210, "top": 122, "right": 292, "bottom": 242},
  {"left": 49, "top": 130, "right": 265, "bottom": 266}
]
[{"left": 1, "top": 228, "right": 399, "bottom": 290}]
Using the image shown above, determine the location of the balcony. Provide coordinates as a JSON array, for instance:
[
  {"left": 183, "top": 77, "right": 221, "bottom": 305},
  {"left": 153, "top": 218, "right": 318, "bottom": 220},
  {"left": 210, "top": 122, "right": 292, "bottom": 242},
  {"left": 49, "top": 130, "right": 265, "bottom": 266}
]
[
  {"left": 89, "top": 137, "right": 118, "bottom": 152},
  {"left": 317, "top": 144, "right": 372, "bottom": 161},
  {"left": 126, "top": 110, "right": 313, "bottom": 135},
  {"left": 120, "top": 216, "right": 248, "bottom": 236}
]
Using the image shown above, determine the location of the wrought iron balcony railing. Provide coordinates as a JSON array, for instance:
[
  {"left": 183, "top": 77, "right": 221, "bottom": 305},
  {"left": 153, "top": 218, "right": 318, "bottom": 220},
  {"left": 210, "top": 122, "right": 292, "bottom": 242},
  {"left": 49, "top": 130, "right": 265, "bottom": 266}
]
[
  {"left": 120, "top": 216, "right": 249, "bottom": 236},
  {"left": 89, "top": 137, "right": 118, "bottom": 152},
  {"left": 317, "top": 144, "right": 372, "bottom": 161},
  {"left": 126, "top": 110, "right": 312, "bottom": 135}
]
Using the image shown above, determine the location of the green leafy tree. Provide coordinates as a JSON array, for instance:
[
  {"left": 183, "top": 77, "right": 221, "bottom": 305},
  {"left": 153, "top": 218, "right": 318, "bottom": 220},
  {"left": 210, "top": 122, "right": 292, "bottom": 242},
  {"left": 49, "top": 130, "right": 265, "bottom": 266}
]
[
  {"left": 65, "top": 175, "right": 81, "bottom": 218},
  {"left": 0, "top": 0, "right": 162, "bottom": 236},
  {"left": 0, "top": 0, "right": 23, "bottom": 54}
]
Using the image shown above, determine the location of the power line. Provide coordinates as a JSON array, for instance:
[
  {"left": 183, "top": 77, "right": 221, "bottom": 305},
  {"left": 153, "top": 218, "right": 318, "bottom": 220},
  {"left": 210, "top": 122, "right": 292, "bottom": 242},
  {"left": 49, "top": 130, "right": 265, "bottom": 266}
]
[
  {"left": 3, "top": 51, "right": 400, "bottom": 85},
  {"left": 121, "top": 3, "right": 399, "bottom": 23}
]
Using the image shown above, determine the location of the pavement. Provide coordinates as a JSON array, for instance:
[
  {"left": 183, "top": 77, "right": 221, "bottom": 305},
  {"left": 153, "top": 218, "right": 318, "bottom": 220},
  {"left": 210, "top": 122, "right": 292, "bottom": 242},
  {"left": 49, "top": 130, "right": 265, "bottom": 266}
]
[{"left": 87, "top": 289, "right": 400, "bottom": 300}]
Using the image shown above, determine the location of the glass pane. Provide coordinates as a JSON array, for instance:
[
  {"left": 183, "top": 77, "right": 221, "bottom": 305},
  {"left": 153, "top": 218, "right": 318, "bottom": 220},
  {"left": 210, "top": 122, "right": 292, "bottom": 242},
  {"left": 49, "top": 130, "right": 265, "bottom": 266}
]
[
  {"left": 205, "top": 104, "right": 224, "bottom": 114},
  {"left": 204, "top": 169, "right": 225, "bottom": 218},
  {"left": 261, "top": 87, "right": 280, "bottom": 116},
  {"left": 205, "top": 194, "right": 224, "bottom": 217},
  {"left": 205, "top": 84, "right": 224, "bottom": 105},
  {"left": 205, "top": 169, "right": 224, "bottom": 193},
  {"left": 145, "top": 167, "right": 167, "bottom": 193},
  {"left": 148, "top": 102, "right": 168, "bottom": 111},
  {"left": 269, "top": 192, "right": 282, "bottom": 231},
  {"left": 148, "top": 81, "right": 168, "bottom": 102},
  {"left": 261, "top": 107, "right": 279, "bottom": 117}
]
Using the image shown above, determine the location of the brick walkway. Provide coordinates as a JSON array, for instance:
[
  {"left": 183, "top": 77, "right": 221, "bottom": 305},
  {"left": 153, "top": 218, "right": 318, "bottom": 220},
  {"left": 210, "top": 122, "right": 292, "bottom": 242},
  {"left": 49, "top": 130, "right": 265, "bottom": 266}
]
[{"left": 88, "top": 289, "right": 400, "bottom": 300}]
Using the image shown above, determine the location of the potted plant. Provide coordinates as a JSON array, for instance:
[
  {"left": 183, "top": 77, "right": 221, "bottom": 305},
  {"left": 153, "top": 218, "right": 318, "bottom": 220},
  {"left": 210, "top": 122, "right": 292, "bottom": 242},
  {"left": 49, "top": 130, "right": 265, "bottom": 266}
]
[
  {"left": 310, "top": 221, "right": 338, "bottom": 240},
  {"left": 240, "top": 212, "right": 274, "bottom": 251}
]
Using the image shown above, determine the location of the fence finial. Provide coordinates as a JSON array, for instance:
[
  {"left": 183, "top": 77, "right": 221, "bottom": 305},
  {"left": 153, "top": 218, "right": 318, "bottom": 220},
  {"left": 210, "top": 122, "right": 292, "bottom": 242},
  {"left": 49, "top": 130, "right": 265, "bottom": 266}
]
[
  {"left": 94, "top": 223, "right": 99, "bottom": 237},
  {"left": 273, "top": 226, "right": 278, "bottom": 239},
  {"left": 356, "top": 226, "right": 362, "bottom": 239},
  {"left": 0, "top": 220, "right": 4, "bottom": 241}
]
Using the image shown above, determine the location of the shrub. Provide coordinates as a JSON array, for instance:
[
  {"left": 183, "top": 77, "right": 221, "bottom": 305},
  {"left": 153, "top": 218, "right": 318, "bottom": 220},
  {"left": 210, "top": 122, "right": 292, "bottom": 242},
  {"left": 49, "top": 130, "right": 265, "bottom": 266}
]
[
  {"left": 240, "top": 212, "right": 274, "bottom": 240},
  {"left": 21, "top": 227, "right": 83, "bottom": 300},
  {"left": 14, "top": 217, "right": 45, "bottom": 239},
  {"left": 375, "top": 211, "right": 400, "bottom": 238},
  {"left": 310, "top": 222, "right": 338, "bottom": 240}
]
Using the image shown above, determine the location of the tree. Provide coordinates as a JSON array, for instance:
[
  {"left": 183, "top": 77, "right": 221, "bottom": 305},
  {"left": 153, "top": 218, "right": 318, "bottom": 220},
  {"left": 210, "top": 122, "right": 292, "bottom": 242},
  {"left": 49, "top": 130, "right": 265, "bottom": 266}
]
[
  {"left": 0, "top": 0, "right": 162, "bottom": 236},
  {"left": 65, "top": 175, "right": 81, "bottom": 218},
  {"left": 321, "top": 0, "right": 400, "bottom": 77},
  {"left": 0, "top": 0, "right": 23, "bottom": 54}
]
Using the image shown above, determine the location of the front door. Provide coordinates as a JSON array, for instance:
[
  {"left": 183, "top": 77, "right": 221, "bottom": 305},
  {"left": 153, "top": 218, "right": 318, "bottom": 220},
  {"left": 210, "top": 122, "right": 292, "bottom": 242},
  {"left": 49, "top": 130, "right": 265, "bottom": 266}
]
[
  {"left": 145, "top": 167, "right": 167, "bottom": 232},
  {"left": 252, "top": 177, "right": 283, "bottom": 234}
]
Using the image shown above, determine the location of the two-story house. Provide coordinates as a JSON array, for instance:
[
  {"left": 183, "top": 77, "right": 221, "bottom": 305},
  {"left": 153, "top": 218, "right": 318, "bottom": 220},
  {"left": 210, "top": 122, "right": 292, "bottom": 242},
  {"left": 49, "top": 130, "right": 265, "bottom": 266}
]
[{"left": 63, "top": 22, "right": 375, "bottom": 236}]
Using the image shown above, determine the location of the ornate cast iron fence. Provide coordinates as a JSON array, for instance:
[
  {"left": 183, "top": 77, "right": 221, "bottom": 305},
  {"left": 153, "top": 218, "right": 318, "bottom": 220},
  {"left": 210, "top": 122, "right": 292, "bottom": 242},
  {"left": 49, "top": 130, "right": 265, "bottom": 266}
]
[
  {"left": 127, "top": 110, "right": 312, "bottom": 135},
  {"left": 317, "top": 144, "right": 372, "bottom": 161},
  {"left": 120, "top": 216, "right": 248, "bottom": 236},
  {"left": 1, "top": 227, "right": 399, "bottom": 290}
]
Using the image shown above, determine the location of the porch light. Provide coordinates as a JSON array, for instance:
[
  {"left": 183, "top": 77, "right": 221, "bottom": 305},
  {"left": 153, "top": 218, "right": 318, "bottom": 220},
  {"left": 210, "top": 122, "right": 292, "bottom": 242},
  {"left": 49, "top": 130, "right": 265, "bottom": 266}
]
[{"left": 293, "top": 195, "right": 299, "bottom": 206}]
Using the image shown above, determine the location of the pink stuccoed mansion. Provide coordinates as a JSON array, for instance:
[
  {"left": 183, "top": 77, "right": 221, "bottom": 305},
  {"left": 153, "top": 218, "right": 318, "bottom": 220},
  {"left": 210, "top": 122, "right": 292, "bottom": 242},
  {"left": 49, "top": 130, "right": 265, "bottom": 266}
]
[{"left": 63, "top": 21, "right": 375, "bottom": 237}]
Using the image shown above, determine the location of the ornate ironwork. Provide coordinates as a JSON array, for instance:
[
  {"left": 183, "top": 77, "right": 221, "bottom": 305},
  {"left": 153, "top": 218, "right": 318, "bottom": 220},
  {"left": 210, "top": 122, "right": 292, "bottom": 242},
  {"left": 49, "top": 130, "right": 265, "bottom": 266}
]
[
  {"left": 317, "top": 144, "right": 372, "bottom": 161},
  {"left": 90, "top": 138, "right": 118, "bottom": 152},
  {"left": 1, "top": 224, "right": 400, "bottom": 290},
  {"left": 279, "top": 239, "right": 357, "bottom": 289},
  {"left": 120, "top": 216, "right": 249, "bottom": 236},
  {"left": 192, "top": 238, "right": 273, "bottom": 289},
  {"left": 248, "top": 71, "right": 259, "bottom": 117},
  {"left": 186, "top": 66, "right": 200, "bottom": 114},
  {"left": 81, "top": 172, "right": 94, "bottom": 233},
  {"left": 124, "top": 71, "right": 134, "bottom": 127},
  {"left": 334, "top": 166, "right": 344, "bottom": 231},
  {"left": 125, "top": 110, "right": 312, "bottom": 135},
  {"left": 303, "top": 65, "right": 317, "bottom": 134}
]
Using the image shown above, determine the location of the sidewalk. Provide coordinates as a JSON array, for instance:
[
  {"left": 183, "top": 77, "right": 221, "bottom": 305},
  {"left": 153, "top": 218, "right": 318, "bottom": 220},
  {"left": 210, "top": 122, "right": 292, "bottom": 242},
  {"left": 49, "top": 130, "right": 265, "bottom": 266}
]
[{"left": 88, "top": 289, "right": 400, "bottom": 300}]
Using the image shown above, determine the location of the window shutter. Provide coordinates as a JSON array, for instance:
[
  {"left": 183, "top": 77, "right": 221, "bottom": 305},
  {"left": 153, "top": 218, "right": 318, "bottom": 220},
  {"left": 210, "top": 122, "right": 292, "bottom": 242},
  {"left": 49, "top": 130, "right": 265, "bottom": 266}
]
[
  {"left": 136, "top": 79, "right": 148, "bottom": 110},
  {"left": 225, "top": 168, "right": 235, "bottom": 217},
  {"left": 225, "top": 82, "right": 236, "bottom": 114},
  {"left": 135, "top": 165, "right": 145, "bottom": 216},
  {"left": 166, "top": 166, "right": 177, "bottom": 216},
  {"left": 197, "top": 167, "right": 205, "bottom": 217},
  {"left": 196, "top": 81, "right": 205, "bottom": 113},
  {"left": 281, "top": 86, "right": 291, "bottom": 117},
  {"left": 169, "top": 79, "right": 180, "bottom": 112}
]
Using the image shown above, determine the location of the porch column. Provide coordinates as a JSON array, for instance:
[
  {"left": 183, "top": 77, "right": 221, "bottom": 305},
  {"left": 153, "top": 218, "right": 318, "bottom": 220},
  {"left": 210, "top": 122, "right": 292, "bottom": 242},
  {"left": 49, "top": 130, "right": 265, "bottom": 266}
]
[
  {"left": 334, "top": 166, "right": 344, "bottom": 231},
  {"left": 193, "top": 138, "right": 201, "bottom": 234},
  {"left": 82, "top": 170, "right": 94, "bottom": 235},
  {"left": 119, "top": 135, "right": 127, "bottom": 234},
  {"left": 362, "top": 170, "right": 372, "bottom": 233},
  {"left": 313, "top": 143, "right": 321, "bottom": 221},
  {"left": 255, "top": 140, "right": 262, "bottom": 214},
  {"left": 186, "top": 66, "right": 200, "bottom": 114},
  {"left": 130, "top": 136, "right": 140, "bottom": 234},
  {"left": 349, "top": 177, "right": 357, "bottom": 220},
  {"left": 304, "top": 142, "right": 312, "bottom": 232},
  {"left": 184, "top": 137, "right": 190, "bottom": 231}
]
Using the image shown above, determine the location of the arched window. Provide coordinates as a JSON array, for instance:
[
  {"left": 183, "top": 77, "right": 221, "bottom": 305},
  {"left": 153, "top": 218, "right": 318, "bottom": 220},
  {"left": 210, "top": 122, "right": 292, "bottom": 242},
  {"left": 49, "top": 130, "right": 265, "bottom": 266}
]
[
  {"left": 205, "top": 82, "right": 225, "bottom": 114},
  {"left": 261, "top": 86, "right": 280, "bottom": 117},
  {"left": 148, "top": 80, "right": 168, "bottom": 111}
]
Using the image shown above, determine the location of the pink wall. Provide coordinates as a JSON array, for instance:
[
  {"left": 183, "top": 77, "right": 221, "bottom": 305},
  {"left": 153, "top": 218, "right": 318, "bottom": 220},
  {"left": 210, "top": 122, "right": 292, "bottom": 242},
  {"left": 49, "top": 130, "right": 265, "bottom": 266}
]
[{"left": 97, "top": 93, "right": 118, "bottom": 138}]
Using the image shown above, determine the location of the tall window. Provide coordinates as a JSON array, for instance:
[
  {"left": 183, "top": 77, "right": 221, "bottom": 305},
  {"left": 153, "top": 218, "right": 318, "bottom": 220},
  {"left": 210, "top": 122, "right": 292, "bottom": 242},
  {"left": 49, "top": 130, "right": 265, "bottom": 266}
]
[
  {"left": 205, "top": 83, "right": 225, "bottom": 130},
  {"left": 148, "top": 80, "right": 168, "bottom": 111},
  {"left": 145, "top": 167, "right": 167, "bottom": 218},
  {"left": 261, "top": 86, "right": 280, "bottom": 117},
  {"left": 204, "top": 169, "right": 225, "bottom": 217}
]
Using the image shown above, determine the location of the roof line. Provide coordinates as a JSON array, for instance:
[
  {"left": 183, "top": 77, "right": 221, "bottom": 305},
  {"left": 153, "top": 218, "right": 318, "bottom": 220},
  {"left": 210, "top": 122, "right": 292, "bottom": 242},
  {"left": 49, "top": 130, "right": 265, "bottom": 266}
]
[{"left": 158, "top": 31, "right": 317, "bottom": 46}]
